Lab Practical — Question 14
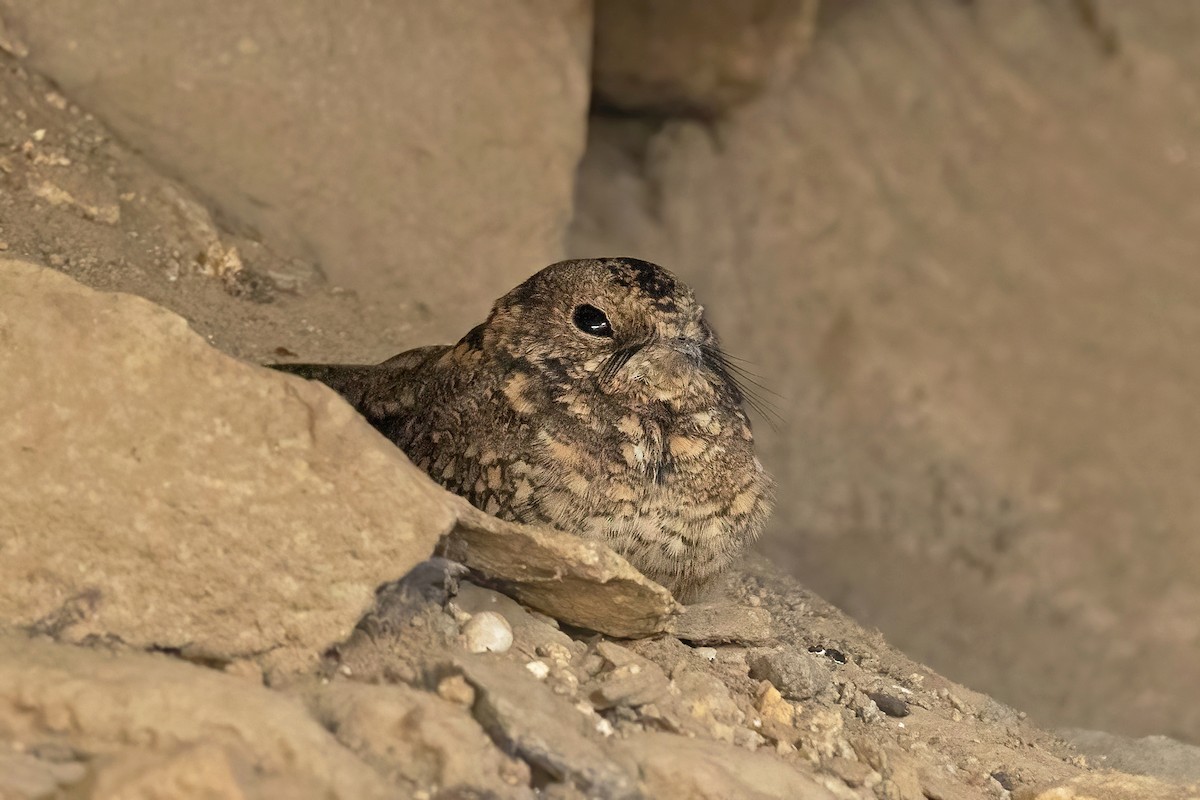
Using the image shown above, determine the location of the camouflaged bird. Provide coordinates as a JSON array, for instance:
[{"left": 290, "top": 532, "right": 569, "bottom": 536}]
[{"left": 273, "top": 257, "right": 773, "bottom": 598}]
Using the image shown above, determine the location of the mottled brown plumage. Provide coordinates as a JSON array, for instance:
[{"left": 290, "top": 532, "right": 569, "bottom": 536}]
[{"left": 273, "top": 258, "right": 773, "bottom": 597}]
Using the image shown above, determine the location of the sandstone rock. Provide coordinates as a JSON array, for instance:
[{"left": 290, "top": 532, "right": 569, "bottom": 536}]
[
  {"left": 0, "top": 0, "right": 591, "bottom": 338},
  {"left": 586, "top": 641, "right": 671, "bottom": 710},
  {"left": 670, "top": 601, "right": 774, "bottom": 645},
  {"left": 666, "top": 665, "right": 746, "bottom": 744},
  {"left": 0, "top": 632, "right": 389, "bottom": 799},
  {"left": 593, "top": 0, "right": 820, "bottom": 116},
  {"left": 0, "top": 259, "right": 455, "bottom": 671},
  {"left": 748, "top": 646, "right": 832, "bottom": 701},
  {"left": 456, "top": 657, "right": 638, "bottom": 799},
  {"left": 0, "top": 747, "right": 86, "bottom": 798},
  {"left": 302, "top": 681, "right": 533, "bottom": 799},
  {"left": 443, "top": 500, "right": 680, "bottom": 638},
  {"left": 1017, "top": 771, "right": 1200, "bottom": 800},
  {"left": 614, "top": 732, "right": 838, "bottom": 800},
  {"left": 88, "top": 744, "right": 264, "bottom": 800}
]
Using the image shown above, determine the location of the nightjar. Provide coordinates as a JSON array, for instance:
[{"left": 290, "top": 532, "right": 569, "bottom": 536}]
[{"left": 272, "top": 257, "right": 773, "bottom": 598}]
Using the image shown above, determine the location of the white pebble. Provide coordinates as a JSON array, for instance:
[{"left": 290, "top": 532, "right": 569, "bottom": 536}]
[
  {"left": 462, "top": 611, "right": 513, "bottom": 654},
  {"left": 525, "top": 660, "right": 551, "bottom": 680}
]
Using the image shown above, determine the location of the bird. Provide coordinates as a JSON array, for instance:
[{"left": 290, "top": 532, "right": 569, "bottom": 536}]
[{"left": 272, "top": 257, "right": 773, "bottom": 598}]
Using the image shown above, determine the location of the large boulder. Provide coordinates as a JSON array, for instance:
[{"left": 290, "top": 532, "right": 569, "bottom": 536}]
[
  {"left": 0, "top": 259, "right": 456, "bottom": 671},
  {"left": 0, "top": 0, "right": 592, "bottom": 340}
]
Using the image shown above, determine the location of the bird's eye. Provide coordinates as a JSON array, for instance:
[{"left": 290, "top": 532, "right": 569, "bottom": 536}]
[{"left": 572, "top": 304, "right": 613, "bottom": 337}]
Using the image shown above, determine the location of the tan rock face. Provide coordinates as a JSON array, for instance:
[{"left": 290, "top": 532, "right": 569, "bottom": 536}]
[
  {"left": 573, "top": 0, "right": 1200, "bottom": 742},
  {"left": 443, "top": 499, "right": 679, "bottom": 638},
  {"left": 0, "top": 259, "right": 455, "bottom": 670},
  {"left": 0, "top": 632, "right": 389, "bottom": 799},
  {"left": 0, "top": 0, "right": 592, "bottom": 339},
  {"left": 593, "top": 0, "right": 820, "bottom": 116}
]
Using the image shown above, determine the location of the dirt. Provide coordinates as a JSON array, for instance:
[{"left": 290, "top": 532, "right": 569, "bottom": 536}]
[{"left": 0, "top": 55, "right": 411, "bottom": 367}]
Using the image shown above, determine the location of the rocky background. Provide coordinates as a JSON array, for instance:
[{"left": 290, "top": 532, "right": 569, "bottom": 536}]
[{"left": 1, "top": 1, "right": 1199, "bottom": 798}]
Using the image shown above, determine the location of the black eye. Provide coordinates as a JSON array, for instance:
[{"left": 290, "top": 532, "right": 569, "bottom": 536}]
[{"left": 572, "top": 304, "right": 613, "bottom": 337}]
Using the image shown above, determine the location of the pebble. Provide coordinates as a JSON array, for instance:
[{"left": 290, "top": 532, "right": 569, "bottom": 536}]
[
  {"left": 462, "top": 611, "right": 514, "bottom": 654},
  {"left": 525, "top": 660, "right": 550, "bottom": 680},
  {"left": 436, "top": 674, "right": 476, "bottom": 707}
]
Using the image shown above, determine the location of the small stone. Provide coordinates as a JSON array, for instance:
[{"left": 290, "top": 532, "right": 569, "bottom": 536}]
[
  {"left": 754, "top": 681, "right": 796, "bottom": 727},
  {"left": 866, "top": 691, "right": 910, "bottom": 718},
  {"left": 990, "top": 770, "right": 1013, "bottom": 791},
  {"left": 525, "top": 660, "right": 551, "bottom": 680},
  {"left": 747, "top": 646, "right": 831, "bottom": 701},
  {"left": 587, "top": 641, "right": 671, "bottom": 709},
  {"left": 0, "top": 242, "right": 8, "bottom": 251},
  {"left": 827, "top": 756, "right": 875, "bottom": 788},
  {"left": 462, "top": 611, "right": 514, "bottom": 654},
  {"left": 436, "top": 674, "right": 476, "bottom": 707},
  {"left": 671, "top": 602, "right": 772, "bottom": 645},
  {"left": 536, "top": 641, "right": 574, "bottom": 667}
]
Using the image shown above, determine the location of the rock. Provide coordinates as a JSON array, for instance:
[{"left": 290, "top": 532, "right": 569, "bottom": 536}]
[
  {"left": 586, "top": 641, "right": 672, "bottom": 710},
  {"left": 866, "top": 691, "right": 910, "bottom": 719},
  {"left": 670, "top": 601, "right": 774, "bottom": 645},
  {"left": 755, "top": 681, "right": 796, "bottom": 729},
  {"left": 1058, "top": 728, "right": 1200, "bottom": 785},
  {"left": 614, "top": 732, "right": 838, "bottom": 800},
  {"left": 437, "top": 674, "right": 477, "bottom": 708},
  {"left": 0, "top": 260, "right": 455, "bottom": 672},
  {"left": 455, "top": 657, "right": 638, "bottom": 799},
  {"left": 0, "top": 631, "right": 390, "bottom": 798},
  {"left": 747, "top": 647, "right": 832, "bottom": 701},
  {"left": 1, "top": 0, "right": 591, "bottom": 338},
  {"left": 1017, "top": 772, "right": 1200, "bottom": 800},
  {"left": 0, "top": 748, "right": 86, "bottom": 798},
  {"left": 462, "top": 611, "right": 515, "bottom": 655},
  {"left": 443, "top": 499, "right": 680, "bottom": 638},
  {"left": 593, "top": 0, "right": 820, "bottom": 116},
  {"left": 302, "top": 681, "right": 532, "bottom": 799},
  {"left": 88, "top": 744, "right": 262, "bottom": 800},
  {"left": 666, "top": 665, "right": 745, "bottom": 744},
  {"left": 453, "top": 581, "right": 577, "bottom": 660}
]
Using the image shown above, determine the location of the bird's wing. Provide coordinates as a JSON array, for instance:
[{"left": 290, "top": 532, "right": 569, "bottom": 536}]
[{"left": 269, "top": 345, "right": 451, "bottom": 425}]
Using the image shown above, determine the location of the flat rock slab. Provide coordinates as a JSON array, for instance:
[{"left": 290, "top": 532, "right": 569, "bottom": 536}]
[
  {"left": 669, "top": 601, "right": 773, "bottom": 645},
  {"left": 456, "top": 656, "right": 640, "bottom": 800},
  {"left": 444, "top": 499, "right": 681, "bottom": 638},
  {"left": 0, "top": 260, "right": 456, "bottom": 671}
]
